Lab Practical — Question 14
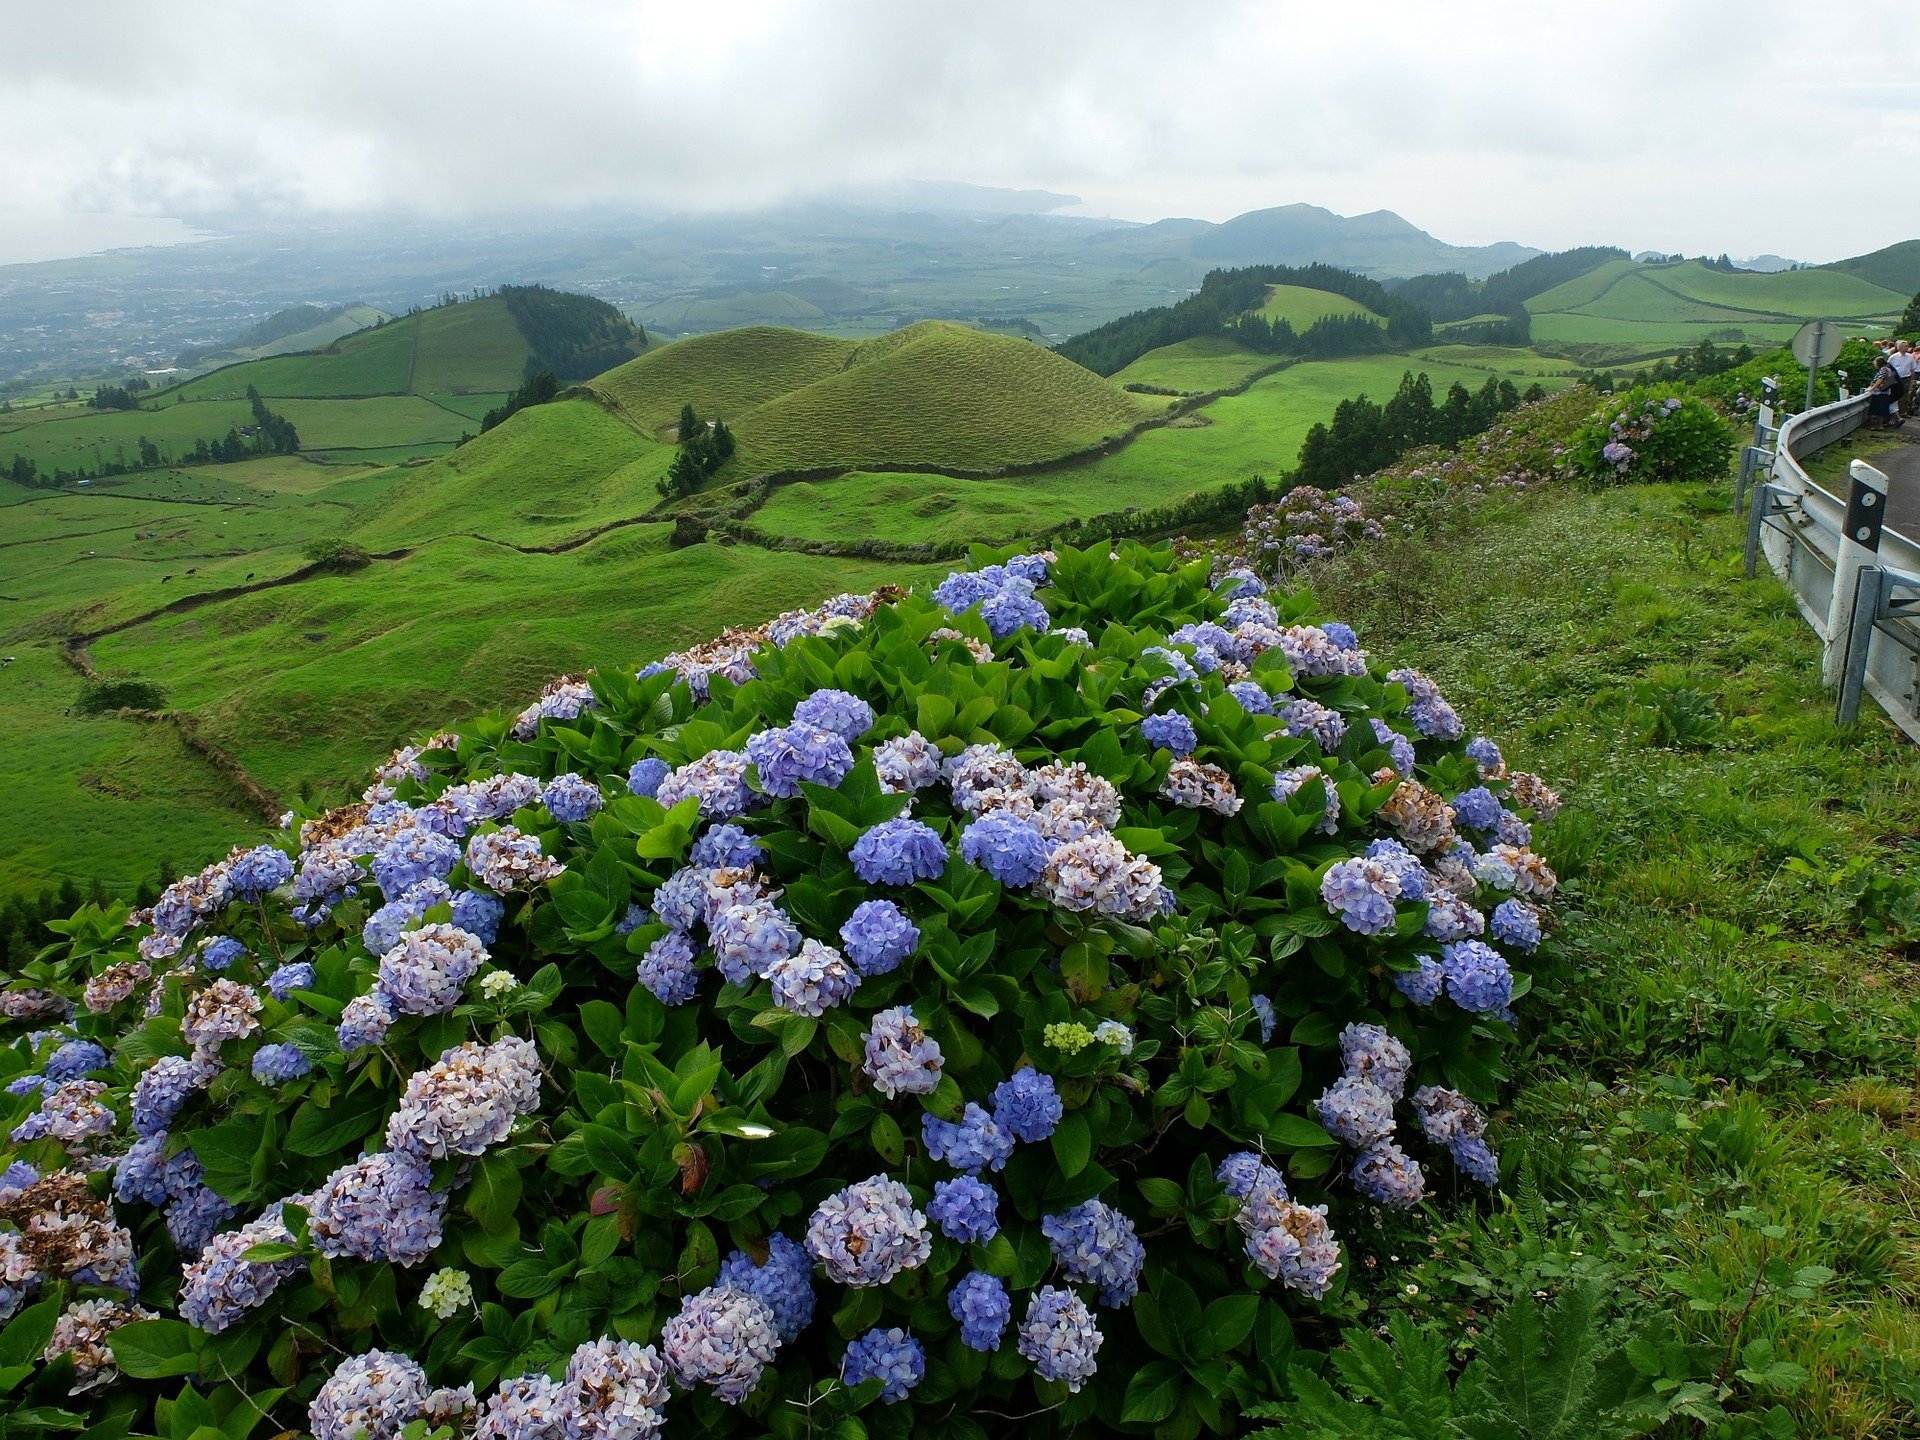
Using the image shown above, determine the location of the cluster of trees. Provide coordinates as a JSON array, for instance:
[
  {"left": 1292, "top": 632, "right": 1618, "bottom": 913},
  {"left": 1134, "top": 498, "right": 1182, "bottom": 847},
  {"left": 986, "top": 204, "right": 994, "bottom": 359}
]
[
  {"left": 1391, "top": 246, "right": 1628, "bottom": 326},
  {"left": 1900, "top": 289, "right": 1920, "bottom": 337},
  {"left": 657, "top": 403, "right": 736, "bottom": 497},
  {"left": 1578, "top": 339, "right": 1758, "bottom": 393},
  {"left": 1293, "top": 370, "right": 1543, "bottom": 488},
  {"left": 479, "top": 370, "right": 560, "bottom": 434},
  {"left": 1056, "top": 263, "right": 1431, "bottom": 377},
  {"left": 499, "top": 284, "right": 649, "bottom": 385},
  {"left": 4, "top": 384, "right": 298, "bottom": 488},
  {"left": 87, "top": 377, "right": 151, "bottom": 411}
]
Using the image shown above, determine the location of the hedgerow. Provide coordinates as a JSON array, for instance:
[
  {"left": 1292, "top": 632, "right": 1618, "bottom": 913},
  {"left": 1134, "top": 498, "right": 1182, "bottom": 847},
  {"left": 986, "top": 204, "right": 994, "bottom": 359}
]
[
  {"left": 1569, "top": 387, "right": 1734, "bottom": 486},
  {"left": 0, "top": 542, "right": 1560, "bottom": 1440}
]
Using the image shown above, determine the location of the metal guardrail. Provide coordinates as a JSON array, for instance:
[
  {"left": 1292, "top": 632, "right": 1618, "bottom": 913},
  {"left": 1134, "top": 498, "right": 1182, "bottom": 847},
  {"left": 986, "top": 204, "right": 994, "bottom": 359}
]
[{"left": 1742, "top": 393, "right": 1920, "bottom": 741}]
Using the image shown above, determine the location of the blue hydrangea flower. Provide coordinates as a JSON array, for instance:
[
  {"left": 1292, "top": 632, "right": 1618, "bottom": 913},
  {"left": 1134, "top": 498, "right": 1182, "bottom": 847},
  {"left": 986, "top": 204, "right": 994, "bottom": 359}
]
[
  {"left": 979, "top": 589, "right": 1050, "bottom": 639},
  {"left": 163, "top": 1151, "right": 237, "bottom": 1252},
  {"left": 841, "top": 1326, "right": 925, "bottom": 1404},
  {"left": 1350, "top": 1141, "right": 1426, "bottom": 1208},
  {"left": 1017, "top": 1287, "right": 1102, "bottom": 1392},
  {"left": 926, "top": 1177, "right": 1000, "bottom": 1243},
  {"left": 228, "top": 845, "right": 294, "bottom": 898},
  {"left": 450, "top": 889, "right": 505, "bottom": 944},
  {"left": 198, "top": 937, "right": 247, "bottom": 973},
  {"left": 1423, "top": 896, "right": 1484, "bottom": 942},
  {"left": 131, "top": 1053, "right": 215, "bottom": 1137},
  {"left": 1320, "top": 856, "right": 1401, "bottom": 936},
  {"left": 717, "top": 1233, "right": 815, "bottom": 1342},
  {"left": 948, "top": 1272, "right": 1011, "bottom": 1352},
  {"left": 1315, "top": 1075, "right": 1396, "bottom": 1147},
  {"left": 1218, "top": 566, "right": 1266, "bottom": 600},
  {"left": 746, "top": 725, "right": 855, "bottom": 799},
  {"left": 922, "top": 1104, "right": 1013, "bottom": 1174},
  {"left": 251, "top": 1043, "right": 312, "bottom": 1084},
  {"left": 792, "top": 688, "right": 874, "bottom": 742},
  {"left": 651, "top": 865, "right": 711, "bottom": 932},
  {"left": 337, "top": 991, "right": 398, "bottom": 1052},
  {"left": 1451, "top": 786, "right": 1504, "bottom": 832},
  {"left": 113, "top": 1133, "right": 169, "bottom": 1206},
  {"left": 1465, "top": 736, "right": 1504, "bottom": 775},
  {"left": 1365, "top": 839, "right": 1428, "bottom": 902},
  {"left": 1250, "top": 994, "right": 1276, "bottom": 1044},
  {"left": 1041, "top": 1198, "right": 1145, "bottom": 1307},
  {"left": 1369, "top": 719, "right": 1417, "bottom": 776},
  {"left": 1393, "top": 954, "right": 1446, "bottom": 1006},
  {"left": 1452, "top": 1133, "right": 1500, "bottom": 1185},
  {"left": 363, "top": 878, "right": 452, "bottom": 956},
  {"left": 710, "top": 901, "right": 800, "bottom": 986},
  {"left": 805, "top": 1177, "right": 930, "bottom": 1286},
  {"left": 838, "top": 900, "right": 918, "bottom": 977},
  {"left": 1216, "top": 1150, "right": 1282, "bottom": 1200},
  {"left": 1440, "top": 940, "right": 1513, "bottom": 1014},
  {"left": 639, "top": 931, "right": 699, "bottom": 1007},
  {"left": 306, "top": 1150, "right": 446, "bottom": 1264},
  {"left": 1228, "top": 680, "right": 1275, "bottom": 715},
  {"left": 1140, "top": 711, "right": 1197, "bottom": 756},
  {"left": 626, "top": 757, "right": 670, "bottom": 798},
  {"left": 849, "top": 818, "right": 947, "bottom": 886},
  {"left": 1490, "top": 899, "right": 1541, "bottom": 952},
  {"left": 765, "top": 939, "right": 860, "bottom": 1016},
  {"left": 1280, "top": 698, "right": 1347, "bottom": 751},
  {"left": 5, "top": 1074, "right": 49, "bottom": 1098},
  {"left": 958, "top": 811, "right": 1052, "bottom": 887},
  {"left": 1322, "top": 621, "right": 1359, "bottom": 649},
  {"left": 1339, "top": 1022, "right": 1413, "bottom": 1099},
  {"left": 371, "top": 828, "right": 460, "bottom": 899},
  {"left": 1006, "top": 552, "right": 1051, "bottom": 584},
  {"left": 861, "top": 1007, "right": 944, "bottom": 1097},
  {"left": 656, "top": 750, "right": 754, "bottom": 820},
  {"left": 660, "top": 1285, "right": 780, "bottom": 1405},
  {"left": 543, "top": 774, "right": 604, "bottom": 824},
  {"left": 266, "top": 961, "right": 316, "bottom": 1001},
  {"left": 45, "top": 1040, "right": 107, "bottom": 1083},
  {"left": 691, "top": 824, "right": 762, "bottom": 870},
  {"left": 991, "top": 1066, "right": 1062, "bottom": 1142},
  {"left": 932, "top": 570, "right": 998, "bottom": 612}
]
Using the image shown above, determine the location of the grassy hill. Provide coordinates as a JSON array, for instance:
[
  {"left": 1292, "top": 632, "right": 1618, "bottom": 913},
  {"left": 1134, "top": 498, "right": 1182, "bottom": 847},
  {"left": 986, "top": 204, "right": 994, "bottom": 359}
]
[
  {"left": 592, "top": 321, "right": 1162, "bottom": 475},
  {"left": 1255, "top": 283, "right": 1379, "bottom": 330},
  {"left": 173, "top": 303, "right": 391, "bottom": 368},
  {"left": 1111, "top": 335, "right": 1278, "bottom": 394},
  {"left": 589, "top": 327, "right": 855, "bottom": 437},
  {"left": 728, "top": 322, "right": 1163, "bottom": 473},
  {"left": 1826, "top": 238, "right": 1920, "bottom": 296},
  {"left": 1525, "top": 258, "right": 1905, "bottom": 354}
]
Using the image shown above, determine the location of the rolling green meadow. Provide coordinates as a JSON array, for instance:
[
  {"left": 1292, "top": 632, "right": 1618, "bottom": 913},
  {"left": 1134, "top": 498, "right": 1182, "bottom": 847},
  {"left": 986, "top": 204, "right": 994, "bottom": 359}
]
[
  {"left": 2, "top": 304, "right": 1581, "bottom": 899},
  {"left": 1524, "top": 257, "right": 1905, "bottom": 356}
]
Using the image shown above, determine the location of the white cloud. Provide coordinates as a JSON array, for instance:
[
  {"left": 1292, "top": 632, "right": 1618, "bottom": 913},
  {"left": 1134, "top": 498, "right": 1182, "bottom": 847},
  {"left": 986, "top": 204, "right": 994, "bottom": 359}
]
[{"left": 0, "top": 0, "right": 1915, "bottom": 262}]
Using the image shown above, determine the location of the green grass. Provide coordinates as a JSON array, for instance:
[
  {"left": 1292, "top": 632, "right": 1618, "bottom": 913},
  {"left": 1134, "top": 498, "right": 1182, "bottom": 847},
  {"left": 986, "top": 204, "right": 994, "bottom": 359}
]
[
  {"left": 0, "top": 400, "right": 259, "bottom": 472},
  {"left": 728, "top": 322, "right": 1163, "bottom": 474},
  {"left": 88, "top": 537, "right": 935, "bottom": 803},
  {"left": 162, "top": 322, "right": 417, "bottom": 401},
  {"left": 1255, "top": 283, "right": 1378, "bottom": 329},
  {"left": 408, "top": 299, "right": 536, "bottom": 393},
  {"left": 346, "top": 398, "right": 667, "bottom": 549},
  {"left": 1305, "top": 485, "right": 1920, "bottom": 1439},
  {"left": 1111, "top": 336, "right": 1278, "bottom": 394},
  {"left": 274, "top": 396, "right": 476, "bottom": 452},
  {"left": 589, "top": 327, "right": 858, "bottom": 436},
  {"left": 1525, "top": 259, "right": 1903, "bottom": 351}
]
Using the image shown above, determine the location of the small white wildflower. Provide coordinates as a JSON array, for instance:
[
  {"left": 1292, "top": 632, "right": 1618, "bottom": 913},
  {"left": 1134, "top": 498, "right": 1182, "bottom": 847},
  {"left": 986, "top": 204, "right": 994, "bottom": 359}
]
[
  {"left": 418, "top": 1267, "right": 474, "bottom": 1319},
  {"left": 478, "top": 971, "right": 519, "bottom": 1000}
]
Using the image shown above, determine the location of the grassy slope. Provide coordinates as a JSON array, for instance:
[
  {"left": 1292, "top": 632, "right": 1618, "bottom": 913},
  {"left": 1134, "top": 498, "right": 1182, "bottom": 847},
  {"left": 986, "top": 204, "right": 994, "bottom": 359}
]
[
  {"left": 588, "top": 327, "right": 856, "bottom": 436},
  {"left": 0, "top": 400, "right": 258, "bottom": 471},
  {"left": 1256, "top": 283, "right": 1378, "bottom": 329},
  {"left": 1310, "top": 486, "right": 1920, "bottom": 1438},
  {"left": 162, "top": 322, "right": 418, "bottom": 401},
  {"left": 89, "top": 537, "right": 934, "bottom": 803},
  {"left": 1827, "top": 238, "right": 1920, "bottom": 296},
  {"left": 346, "top": 398, "right": 668, "bottom": 549},
  {"left": 751, "top": 352, "right": 1573, "bottom": 546},
  {"left": 730, "top": 321, "right": 1163, "bottom": 473},
  {"left": 1526, "top": 260, "right": 1903, "bottom": 349},
  {"left": 1111, "top": 336, "right": 1277, "bottom": 394}
]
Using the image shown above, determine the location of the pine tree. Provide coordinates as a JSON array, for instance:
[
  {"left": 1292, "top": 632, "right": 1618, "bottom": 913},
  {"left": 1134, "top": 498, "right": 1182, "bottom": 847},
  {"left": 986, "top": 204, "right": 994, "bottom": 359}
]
[{"left": 678, "top": 403, "right": 701, "bottom": 443}]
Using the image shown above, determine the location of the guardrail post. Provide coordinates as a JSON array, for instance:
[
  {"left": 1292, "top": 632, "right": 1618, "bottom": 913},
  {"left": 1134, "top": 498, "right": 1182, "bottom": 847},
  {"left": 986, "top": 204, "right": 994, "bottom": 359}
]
[
  {"left": 1836, "top": 566, "right": 1884, "bottom": 726},
  {"left": 1744, "top": 482, "right": 1771, "bottom": 578},
  {"left": 1822, "top": 461, "right": 1889, "bottom": 684}
]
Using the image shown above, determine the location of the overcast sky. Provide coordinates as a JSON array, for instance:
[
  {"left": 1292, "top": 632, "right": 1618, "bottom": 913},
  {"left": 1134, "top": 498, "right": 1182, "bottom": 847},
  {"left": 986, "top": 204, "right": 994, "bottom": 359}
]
[{"left": 3, "top": 0, "right": 1916, "bottom": 266}]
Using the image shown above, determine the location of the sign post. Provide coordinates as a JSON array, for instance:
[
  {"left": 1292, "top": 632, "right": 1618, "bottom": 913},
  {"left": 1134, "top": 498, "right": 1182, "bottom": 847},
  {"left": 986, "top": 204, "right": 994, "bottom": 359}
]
[{"left": 1790, "top": 320, "right": 1845, "bottom": 413}]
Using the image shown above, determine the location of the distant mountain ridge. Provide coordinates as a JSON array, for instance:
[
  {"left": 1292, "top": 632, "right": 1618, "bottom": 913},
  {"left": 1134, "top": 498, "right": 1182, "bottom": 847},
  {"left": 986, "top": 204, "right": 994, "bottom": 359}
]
[{"left": 1189, "top": 203, "right": 1538, "bottom": 280}]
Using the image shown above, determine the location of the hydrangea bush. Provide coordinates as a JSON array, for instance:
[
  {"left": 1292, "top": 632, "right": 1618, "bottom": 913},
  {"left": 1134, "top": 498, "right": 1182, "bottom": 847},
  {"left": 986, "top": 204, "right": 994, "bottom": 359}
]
[
  {"left": 1568, "top": 386, "right": 1734, "bottom": 485},
  {"left": 0, "top": 543, "right": 1561, "bottom": 1440}
]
